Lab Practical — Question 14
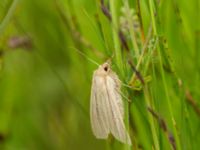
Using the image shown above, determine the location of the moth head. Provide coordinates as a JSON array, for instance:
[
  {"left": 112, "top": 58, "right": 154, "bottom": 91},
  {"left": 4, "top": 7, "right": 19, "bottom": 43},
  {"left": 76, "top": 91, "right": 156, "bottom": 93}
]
[
  {"left": 96, "top": 61, "right": 111, "bottom": 75},
  {"left": 101, "top": 62, "right": 110, "bottom": 73}
]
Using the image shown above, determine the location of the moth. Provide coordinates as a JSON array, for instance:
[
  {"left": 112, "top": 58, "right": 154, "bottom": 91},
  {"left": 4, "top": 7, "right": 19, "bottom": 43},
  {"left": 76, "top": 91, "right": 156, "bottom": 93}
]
[{"left": 90, "top": 61, "right": 132, "bottom": 145}]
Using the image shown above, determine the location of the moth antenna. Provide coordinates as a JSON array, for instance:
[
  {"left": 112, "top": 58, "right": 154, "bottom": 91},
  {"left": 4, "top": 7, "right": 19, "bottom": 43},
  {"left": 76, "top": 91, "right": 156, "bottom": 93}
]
[
  {"left": 106, "top": 53, "right": 115, "bottom": 67},
  {"left": 69, "top": 47, "right": 100, "bottom": 66},
  {"left": 111, "top": 53, "right": 115, "bottom": 59}
]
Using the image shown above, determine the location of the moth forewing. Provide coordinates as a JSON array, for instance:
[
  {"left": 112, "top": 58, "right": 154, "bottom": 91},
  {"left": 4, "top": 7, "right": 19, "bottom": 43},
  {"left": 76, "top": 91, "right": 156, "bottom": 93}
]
[
  {"left": 108, "top": 72, "right": 124, "bottom": 117},
  {"left": 90, "top": 62, "right": 132, "bottom": 145},
  {"left": 106, "top": 74, "right": 131, "bottom": 145},
  {"left": 90, "top": 74, "right": 109, "bottom": 138}
]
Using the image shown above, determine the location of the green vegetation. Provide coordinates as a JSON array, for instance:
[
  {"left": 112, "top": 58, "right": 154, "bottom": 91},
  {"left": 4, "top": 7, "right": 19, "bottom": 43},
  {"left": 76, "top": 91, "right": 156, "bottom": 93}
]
[{"left": 0, "top": 0, "right": 199, "bottom": 149}]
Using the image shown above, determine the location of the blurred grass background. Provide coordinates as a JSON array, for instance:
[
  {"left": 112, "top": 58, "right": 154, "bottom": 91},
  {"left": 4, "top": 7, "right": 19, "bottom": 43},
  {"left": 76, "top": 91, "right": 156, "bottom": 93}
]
[{"left": 0, "top": 0, "right": 199, "bottom": 150}]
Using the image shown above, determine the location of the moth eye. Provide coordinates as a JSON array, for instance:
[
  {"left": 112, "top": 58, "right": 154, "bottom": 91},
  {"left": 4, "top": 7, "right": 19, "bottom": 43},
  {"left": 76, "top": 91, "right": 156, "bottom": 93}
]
[{"left": 104, "top": 66, "right": 108, "bottom": 72}]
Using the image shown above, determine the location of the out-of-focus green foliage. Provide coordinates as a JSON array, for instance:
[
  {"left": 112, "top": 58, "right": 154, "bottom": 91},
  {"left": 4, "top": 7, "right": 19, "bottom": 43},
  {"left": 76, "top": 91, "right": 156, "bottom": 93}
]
[{"left": 0, "top": 0, "right": 199, "bottom": 150}]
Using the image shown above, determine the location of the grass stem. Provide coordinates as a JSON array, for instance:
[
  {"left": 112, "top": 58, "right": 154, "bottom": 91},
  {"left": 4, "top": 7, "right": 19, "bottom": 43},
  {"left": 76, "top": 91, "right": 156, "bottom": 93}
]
[
  {"left": 148, "top": 0, "right": 181, "bottom": 149},
  {"left": 0, "top": 0, "right": 19, "bottom": 35},
  {"left": 110, "top": 1, "right": 130, "bottom": 149}
]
